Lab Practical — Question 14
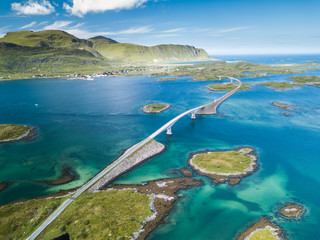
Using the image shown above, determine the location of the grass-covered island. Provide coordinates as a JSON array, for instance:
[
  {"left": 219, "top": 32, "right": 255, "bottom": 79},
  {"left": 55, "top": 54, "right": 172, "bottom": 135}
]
[
  {"left": 237, "top": 217, "right": 285, "bottom": 240},
  {"left": 272, "top": 102, "right": 296, "bottom": 111},
  {"left": 157, "top": 77, "right": 179, "bottom": 82},
  {"left": 143, "top": 104, "right": 171, "bottom": 113},
  {"left": 256, "top": 81, "right": 297, "bottom": 89},
  {"left": 0, "top": 176, "right": 201, "bottom": 240},
  {"left": 206, "top": 83, "right": 250, "bottom": 91},
  {"left": 0, "top": 124, "right": 34, "bottom": 143},
  {"left": 280, "top": 203, "right": 304, "bottom": 218},
  {"left": 188, "top": 147, "right": 258, "bottom": 185}
]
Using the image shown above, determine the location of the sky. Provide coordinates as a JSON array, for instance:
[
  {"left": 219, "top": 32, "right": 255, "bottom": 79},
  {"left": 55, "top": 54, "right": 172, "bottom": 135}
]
[{"left": 0, "top": 0, "right": 319, "bottom": 55}]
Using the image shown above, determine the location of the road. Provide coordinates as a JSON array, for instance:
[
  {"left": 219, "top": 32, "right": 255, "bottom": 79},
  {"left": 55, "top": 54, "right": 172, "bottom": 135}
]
[{"left": 26, "top": 76, "right": 241, "bottom": 240}]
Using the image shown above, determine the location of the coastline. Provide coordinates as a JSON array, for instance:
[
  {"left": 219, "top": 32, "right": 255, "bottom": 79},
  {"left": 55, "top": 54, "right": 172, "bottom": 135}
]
[
  {"left": 236, "top": 217, "right": 284, "bottom": 240},
  {"left": 0, "top": 126, "right": 35, "bottom": 144},
  {"left": 188, "top": 147, "right": 258, "bottom": 185},
  {"left": 105, "top": 176, "right": 202, "bottom": 240}
]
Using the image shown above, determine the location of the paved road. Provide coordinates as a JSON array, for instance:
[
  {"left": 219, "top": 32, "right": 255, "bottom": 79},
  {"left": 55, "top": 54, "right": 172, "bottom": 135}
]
[{"left": 26, "top": 76, "right": 241, "bottom": 240}]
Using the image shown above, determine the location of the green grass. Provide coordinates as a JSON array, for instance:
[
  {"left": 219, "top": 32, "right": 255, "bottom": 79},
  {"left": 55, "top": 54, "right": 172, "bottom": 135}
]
[
  {"left": 38, "top": 189, "right": 153, "bottom": 240},
  {"left": 157, "top": 77, "right": 179, "bottom": 81},
  {"left": 191, "top": 150, "right": 253, "bottom": 174},
  {"left": 289, "top": 75, "right": 320, "bottom": 83},
  {"left": 256, "top": 81, "right": 295, "bottom": 89},
  {"left": 144, "top": 104, "right": 169, "bottom": 112},
  {"left": 206, "top": 83, "right": 250, "bottom": 91},
  {"left": 0, "top": 124, "right": 32, "bottom": 141},
  {"left": 149, "top": 73, "right": 169, "bottom": 77},
  {"left": 248, "top": 227, "right": 278, "bottom": 240},
  {"left": 169, "top": 61, "right": 315, "bottom": 81},
  {"left": 0, "top": 196, "right": 67, "bottom": 240}
]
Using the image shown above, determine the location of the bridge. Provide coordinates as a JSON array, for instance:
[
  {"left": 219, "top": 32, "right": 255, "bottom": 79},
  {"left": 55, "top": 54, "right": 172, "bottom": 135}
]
[{"left": 26, "top": 76, "right": 241, "bottom": 240}]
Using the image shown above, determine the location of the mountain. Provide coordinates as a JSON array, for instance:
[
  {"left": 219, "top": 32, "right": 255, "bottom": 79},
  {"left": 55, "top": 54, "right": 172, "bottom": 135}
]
[{"left": 0, "top": 30, "right": 212, "bottom": 79}]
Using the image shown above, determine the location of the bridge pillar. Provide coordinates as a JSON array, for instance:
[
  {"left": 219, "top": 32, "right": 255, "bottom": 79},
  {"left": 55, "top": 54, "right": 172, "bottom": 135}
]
[
  {"left": 218, "top": 76, "right": 221, "bottom": 80},
  {"left": 191, "top": 112, "right": 196, "bottom": 119},
  {"left": 166, "top": 127, "right": 172, "bottom": 135},
  {"left": 230, "top": 78, "right": 233, "bottom": 83}
]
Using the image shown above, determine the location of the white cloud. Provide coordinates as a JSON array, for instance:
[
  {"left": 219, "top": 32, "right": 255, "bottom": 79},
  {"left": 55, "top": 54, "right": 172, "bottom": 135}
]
[
  {"left": 42, "top": 21, "right": 152, "bottom": 39},
  {"left": 163, "top": 28, "right": 185, "bottom": 33},
  {"left": 20, "top": 21, "right": 37, "bottom": 29},
  {"left": 11, "top": 0, "right": 55, "bottom": 15},
  {"left": 44, "top": 21, "right": 73, "bottom": 30},
  {"left": 218, "top": 26, "right": 249, "bottom": 33},
  {"left": 152, "top": 33, "right": 179, "bottom": 38},
  {"left": 63, "top": 0, "right": 149, "bottom": 17}
]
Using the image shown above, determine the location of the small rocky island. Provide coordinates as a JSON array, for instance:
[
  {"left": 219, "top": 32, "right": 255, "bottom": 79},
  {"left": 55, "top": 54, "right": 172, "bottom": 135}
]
[
  {"left": 280, "top": 203, "right": 304, "bottom": 218},
  {"left": 0, "top": 124, "right": 34, "bottom": 143},
  {"left": 272, "top": 102, "right": 296, "bottom": 111},
  {"left": 188, "top": 147, "right": 258, "bottom": 185},
  {"left": 143, "top": 104, "right": 171, "bottom": 113},
  {"left": 237, "top": 217, "right": 284, "bottom": 240}
]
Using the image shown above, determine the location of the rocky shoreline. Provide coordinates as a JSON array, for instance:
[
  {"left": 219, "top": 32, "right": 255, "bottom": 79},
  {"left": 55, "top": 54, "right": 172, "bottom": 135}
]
[
  {"left": 0, "top": 126, "right": 35, "bottom": 143},
  {"left": 280, "top": 203, "right": 304, "bottom": 219},
  {"left": 38, "top": 167, "right": 76, "bottom": 185},
  {"left": 89, "top": 140, "right": 166, "bottom": 192},
  {"left": 0, "top": 182, "right": 9, "bottom": 192},
  {"left": 106, "top": 176, "right": 202, "bottom": 240},
  {"left": 236, "top": 217, "right": 284, "bottom": 240},
  {"left": 188, "top": 147, "right": 258, "bottom": 185}
]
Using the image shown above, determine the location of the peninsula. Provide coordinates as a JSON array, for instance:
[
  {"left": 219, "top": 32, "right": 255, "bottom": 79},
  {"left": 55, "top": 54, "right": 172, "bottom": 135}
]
[
  {"left": 237, "top": 217, "right": 285, "bottom": 240},
  {"left": 0, "top": 124, "right": 34, "bottom": 143},
  {"left": 188, "top": 147, "right": 258, "bottom": 185}
]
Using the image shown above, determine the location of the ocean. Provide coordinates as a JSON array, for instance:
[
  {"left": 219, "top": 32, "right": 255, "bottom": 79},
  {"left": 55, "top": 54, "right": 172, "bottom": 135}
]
[{"left": 0, "top": 54, "right": 319, "bottom": 239}]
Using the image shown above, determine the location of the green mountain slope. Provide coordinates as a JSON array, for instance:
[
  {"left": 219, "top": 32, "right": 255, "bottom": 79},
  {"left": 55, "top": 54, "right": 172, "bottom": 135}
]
[
  {"left": 93, "top": 42, "right": 210, "bottom": 64},
  {"left": 0, "top": 30, "right": 212, "bottom": 79}
]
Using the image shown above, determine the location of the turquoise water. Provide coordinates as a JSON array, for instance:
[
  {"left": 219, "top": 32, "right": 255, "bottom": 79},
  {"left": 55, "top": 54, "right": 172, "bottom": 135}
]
[{"left": 0, "top": 55, "right": 320, "bottom": 239}]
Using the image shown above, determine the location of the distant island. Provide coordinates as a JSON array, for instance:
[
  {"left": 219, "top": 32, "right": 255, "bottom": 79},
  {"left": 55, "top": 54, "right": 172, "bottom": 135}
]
[
  {"left": 143, "top": 104, "right": 171, "bottom": 113},
  {"left": 0, "top": 124, "right": 34, "bottom": 143},
  {"left": 188, "top": 147, "right": 258, "bottom": 185},
  {"left": 206, "top": 82, "right": 250, "bottom": 91}
]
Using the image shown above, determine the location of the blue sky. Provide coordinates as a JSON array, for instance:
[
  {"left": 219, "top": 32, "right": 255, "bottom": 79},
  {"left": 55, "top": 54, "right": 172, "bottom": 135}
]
[{"left": 0, "top": 0, "right": 319, "bottom": 55}]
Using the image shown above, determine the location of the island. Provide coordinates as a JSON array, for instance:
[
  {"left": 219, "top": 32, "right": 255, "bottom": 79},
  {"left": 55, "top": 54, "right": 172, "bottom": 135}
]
[
  {"left": 272, "top": 102, "right": 296, "bottom": 111},
  {"left": 256, "top": 81, "right": 296, "bottom": 89},
  {"left": 0, "top": 124, "right": 34, "bottom": 143},
  {"left": 289, "top": 76, "right": 320, "bottom": 83},
  {"left": 206, "top": 83, "right": 250, "bottom": 91},
  {"left": 157, "top": 77, "right": 179, "bottom": 82},
  {"left": 280, "top": 203, "right": 304, "bottom": 218},
  {"left": 237, "top": 217, "right": 284, "bottom": 240},
  {"left": 188, "top": 147, "right": 258, "bottom": 185},
  {"left": 143, "top": 104, "right": 171, "bottom": 113},
  {"left": 0, "top": 176, "right": 202, "bottom": 240}
]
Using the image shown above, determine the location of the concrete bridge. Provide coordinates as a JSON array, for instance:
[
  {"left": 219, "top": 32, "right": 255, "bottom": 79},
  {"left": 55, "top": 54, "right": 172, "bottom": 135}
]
[{"left": 26, "top": 76, "right": 241, "bottom": 240}]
